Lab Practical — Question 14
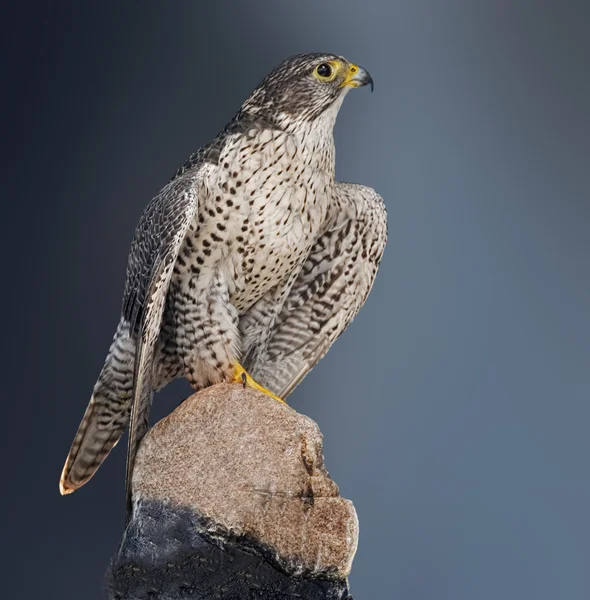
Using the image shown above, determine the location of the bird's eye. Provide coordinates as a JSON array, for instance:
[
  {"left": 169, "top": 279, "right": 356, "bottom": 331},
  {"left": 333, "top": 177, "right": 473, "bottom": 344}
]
[{"left": 315, "top": 63, "right": 333, "bottom": 79}]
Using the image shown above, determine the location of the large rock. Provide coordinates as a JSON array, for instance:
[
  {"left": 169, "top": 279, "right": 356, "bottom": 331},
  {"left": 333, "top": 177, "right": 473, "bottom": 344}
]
[{"left": 107, "top": 383, "right": 358, "bottom": 599}]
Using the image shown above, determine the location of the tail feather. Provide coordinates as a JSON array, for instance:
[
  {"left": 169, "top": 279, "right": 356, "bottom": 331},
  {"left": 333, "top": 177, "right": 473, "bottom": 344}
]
[
  {"left": 59, "top": 392, "right": 129, "bottom": 495},
  {"left": 60, "top": 319, "right": 135, "bottom": 495}
]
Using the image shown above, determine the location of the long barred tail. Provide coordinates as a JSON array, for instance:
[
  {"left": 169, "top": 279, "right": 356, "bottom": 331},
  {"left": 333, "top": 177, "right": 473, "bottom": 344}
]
[{"left": 59, "top": 320, "right": 136, "bottom": 495}]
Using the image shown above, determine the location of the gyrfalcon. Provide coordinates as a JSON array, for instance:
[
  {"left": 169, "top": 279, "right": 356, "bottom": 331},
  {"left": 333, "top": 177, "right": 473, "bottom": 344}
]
[{"left": 59, "top": 53, "right": 388, "bottom": 513}]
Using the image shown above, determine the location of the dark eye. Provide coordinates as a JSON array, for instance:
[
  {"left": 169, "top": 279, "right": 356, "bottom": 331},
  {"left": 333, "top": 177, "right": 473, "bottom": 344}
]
[{"left": 315, "top": 63, "right": 332, "bottom": 78}]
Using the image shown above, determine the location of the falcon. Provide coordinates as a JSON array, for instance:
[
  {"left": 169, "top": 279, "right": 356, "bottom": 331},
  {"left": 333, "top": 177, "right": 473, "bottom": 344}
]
[{"left": 59, "top": 53, "right": 387, "bottom": 510}]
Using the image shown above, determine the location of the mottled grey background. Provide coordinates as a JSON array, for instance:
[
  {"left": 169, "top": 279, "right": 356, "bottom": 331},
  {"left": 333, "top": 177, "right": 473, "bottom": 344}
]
[{"left": 3, "top": 1, "right": 589, "bottom": 598}]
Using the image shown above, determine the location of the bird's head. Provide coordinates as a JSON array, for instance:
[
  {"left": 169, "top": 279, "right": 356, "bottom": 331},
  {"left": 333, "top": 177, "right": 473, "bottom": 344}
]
[{"left": 240, "top": 53, "right": 373, "bottom": 131}]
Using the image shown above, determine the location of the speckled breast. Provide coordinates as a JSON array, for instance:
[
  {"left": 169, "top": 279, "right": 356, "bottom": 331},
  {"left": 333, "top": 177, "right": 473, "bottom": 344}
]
[{"left": 180, "top": 127, "right": 333, "bottom": 314}]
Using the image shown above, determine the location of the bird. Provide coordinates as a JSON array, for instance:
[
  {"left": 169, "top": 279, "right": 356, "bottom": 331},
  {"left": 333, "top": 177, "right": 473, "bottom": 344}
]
[{"left": 59, "top": 53, "right": 388, "bottom": 513}]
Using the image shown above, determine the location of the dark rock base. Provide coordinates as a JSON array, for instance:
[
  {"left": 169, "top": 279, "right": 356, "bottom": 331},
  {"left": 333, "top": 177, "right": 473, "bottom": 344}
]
[{"left": 106, "top": 500, "right": 352, "bottom": 600}]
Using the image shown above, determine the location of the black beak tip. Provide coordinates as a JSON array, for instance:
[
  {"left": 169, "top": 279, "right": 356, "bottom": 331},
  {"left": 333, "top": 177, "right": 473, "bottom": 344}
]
[{"left": 362, "top": 70, "right": 374, "bottom": 93}]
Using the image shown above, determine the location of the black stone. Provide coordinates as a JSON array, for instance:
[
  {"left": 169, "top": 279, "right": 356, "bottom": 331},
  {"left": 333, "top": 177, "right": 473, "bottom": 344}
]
[{"left": 106, "top": 500, "right": 352, "bottom": 600}]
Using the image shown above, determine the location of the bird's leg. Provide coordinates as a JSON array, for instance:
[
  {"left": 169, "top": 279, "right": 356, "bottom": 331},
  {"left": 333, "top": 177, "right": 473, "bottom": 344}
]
[{"left": 232, "top": 363, "right": 288, "bottom": 406}]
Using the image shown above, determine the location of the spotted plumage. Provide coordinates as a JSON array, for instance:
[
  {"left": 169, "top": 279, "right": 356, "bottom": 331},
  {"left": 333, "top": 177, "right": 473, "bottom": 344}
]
[{"left": 60, "top": 53, "right": 387, "bottom": 510}]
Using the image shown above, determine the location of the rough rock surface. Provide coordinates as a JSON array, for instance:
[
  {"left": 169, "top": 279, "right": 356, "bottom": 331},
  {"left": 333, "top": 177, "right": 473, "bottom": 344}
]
[{"left": 107, "top": 383, "right": 358, "bottom": 599}]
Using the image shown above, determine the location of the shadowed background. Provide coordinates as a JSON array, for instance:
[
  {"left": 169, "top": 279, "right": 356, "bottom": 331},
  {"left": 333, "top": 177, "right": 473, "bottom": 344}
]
[{"left": 2, "top": 1, "right": 589, "bottom": 598}]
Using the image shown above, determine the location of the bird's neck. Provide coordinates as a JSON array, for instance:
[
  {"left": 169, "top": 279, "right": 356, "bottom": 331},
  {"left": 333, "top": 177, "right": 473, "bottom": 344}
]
[
  {"left": 237, "top": 100, "right": 344, "bottom": 179},
  {"left": 296, "top": 124, "right": 336, "bottom": 179}
]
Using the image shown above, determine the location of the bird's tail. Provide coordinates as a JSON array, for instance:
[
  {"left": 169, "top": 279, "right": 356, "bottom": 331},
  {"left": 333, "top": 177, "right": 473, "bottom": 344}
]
[{"left": 59, "top": 321, "right": 135, "bottom": 495}]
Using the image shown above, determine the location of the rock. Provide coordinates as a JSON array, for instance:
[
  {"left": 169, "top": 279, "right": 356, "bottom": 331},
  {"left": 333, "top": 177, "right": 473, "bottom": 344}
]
[{"left": 107, "top": 383, "right": 358, "bottom": 599}]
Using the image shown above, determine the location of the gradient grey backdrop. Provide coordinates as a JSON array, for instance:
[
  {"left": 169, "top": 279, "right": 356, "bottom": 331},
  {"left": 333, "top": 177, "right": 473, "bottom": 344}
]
[{"left": 3, "top": 1, "right": 589, "bottom": 598}]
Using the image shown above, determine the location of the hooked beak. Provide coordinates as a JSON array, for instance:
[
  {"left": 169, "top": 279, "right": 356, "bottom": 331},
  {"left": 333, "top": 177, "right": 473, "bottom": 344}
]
[{"left": 340, "top": 63, "right": 374, "bottom": 92}]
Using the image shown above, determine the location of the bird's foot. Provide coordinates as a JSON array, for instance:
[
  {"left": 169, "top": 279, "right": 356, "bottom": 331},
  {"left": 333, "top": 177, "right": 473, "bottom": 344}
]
[{"left": 232, "top": 363, "right": 288, "bottom": 406}]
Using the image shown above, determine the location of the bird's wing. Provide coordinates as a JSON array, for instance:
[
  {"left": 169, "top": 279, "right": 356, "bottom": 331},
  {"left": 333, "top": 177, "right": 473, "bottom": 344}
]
[
  {"left": 123, "top": 172, "right": 201, "bottom": 520},
  {"left": 245, "top": 183, "right": 387, "bottom": 399}
]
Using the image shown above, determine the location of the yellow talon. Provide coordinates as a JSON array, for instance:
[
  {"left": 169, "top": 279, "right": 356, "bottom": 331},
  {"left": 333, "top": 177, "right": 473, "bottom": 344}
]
[{"left": 232, "top": 363, "right": 288, "bottom": 406}]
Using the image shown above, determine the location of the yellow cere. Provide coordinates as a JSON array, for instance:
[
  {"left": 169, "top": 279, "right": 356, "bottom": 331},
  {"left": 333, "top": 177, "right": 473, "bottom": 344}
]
[{"left": 340, "top": 63, "right": 362, "bottom": 88}]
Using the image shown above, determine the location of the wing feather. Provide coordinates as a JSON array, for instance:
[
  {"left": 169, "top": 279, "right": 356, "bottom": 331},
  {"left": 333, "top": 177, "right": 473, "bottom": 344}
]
[
  {"left": 245, "top": 183, "right": 387, "bottom": 399},
  {"left": 123, "top": 174, "right": 200, "bottom": 520}
]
